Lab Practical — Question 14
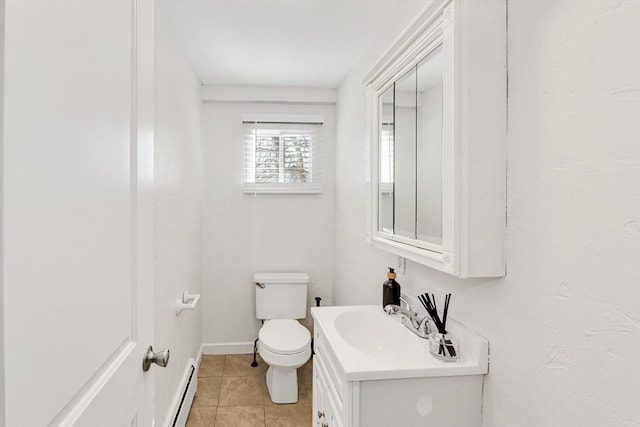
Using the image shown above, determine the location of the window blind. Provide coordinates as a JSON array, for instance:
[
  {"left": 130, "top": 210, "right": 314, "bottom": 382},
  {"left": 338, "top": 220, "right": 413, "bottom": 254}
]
[{"left": 243, "top": 120, "right": 323, "bottom": 194}]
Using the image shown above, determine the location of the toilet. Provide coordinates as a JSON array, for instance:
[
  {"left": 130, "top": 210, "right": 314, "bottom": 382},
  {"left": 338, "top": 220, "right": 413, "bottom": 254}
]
[{"left": 254, "top": 272, "right": 312, "bottom": 404}]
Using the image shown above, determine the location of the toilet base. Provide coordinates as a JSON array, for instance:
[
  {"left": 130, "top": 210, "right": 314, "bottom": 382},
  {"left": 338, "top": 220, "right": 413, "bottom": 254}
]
[{"left": 265, "top": 366, "right": 299, "bottom": 404}]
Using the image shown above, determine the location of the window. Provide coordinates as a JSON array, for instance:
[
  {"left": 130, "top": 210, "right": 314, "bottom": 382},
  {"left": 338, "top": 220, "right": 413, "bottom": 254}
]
[{"left": 243, "top": 117, "right": 323, "bottom": 194}]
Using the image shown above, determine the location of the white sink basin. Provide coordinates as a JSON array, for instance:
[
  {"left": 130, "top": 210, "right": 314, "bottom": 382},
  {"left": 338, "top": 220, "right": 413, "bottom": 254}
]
[
  {"left": 312, "top": 305, "right": 489, "bottom": 381},
  {"left": 333, "top": 309, "right": 426, "bottom": 361}
]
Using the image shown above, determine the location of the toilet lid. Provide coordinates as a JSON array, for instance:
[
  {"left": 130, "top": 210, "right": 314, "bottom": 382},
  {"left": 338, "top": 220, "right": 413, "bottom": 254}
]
[{"left": 259, "top": 320, "right": 311, "bottom": 355}]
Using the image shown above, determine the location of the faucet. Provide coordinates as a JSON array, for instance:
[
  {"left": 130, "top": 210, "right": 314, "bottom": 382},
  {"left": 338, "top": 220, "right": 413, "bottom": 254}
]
[{"left": 384, "top": 296, "right": 431, "bottom": 339}]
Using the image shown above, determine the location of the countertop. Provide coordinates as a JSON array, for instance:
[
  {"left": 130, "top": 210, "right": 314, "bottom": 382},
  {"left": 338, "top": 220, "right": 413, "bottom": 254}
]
[{"left": 311, "top": 305, "right": 489, "bottom": 381}]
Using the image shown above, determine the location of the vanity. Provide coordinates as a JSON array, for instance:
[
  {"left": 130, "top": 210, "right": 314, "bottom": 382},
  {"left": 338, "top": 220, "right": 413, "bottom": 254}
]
[{"left": 311, "top": 306, "right": 489, "bottom": 427}]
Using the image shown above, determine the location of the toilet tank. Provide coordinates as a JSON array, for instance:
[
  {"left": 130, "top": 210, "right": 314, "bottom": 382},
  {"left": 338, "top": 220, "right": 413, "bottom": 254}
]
[{"left": 254, "top": 272, "right": 309, "bottom": 320}]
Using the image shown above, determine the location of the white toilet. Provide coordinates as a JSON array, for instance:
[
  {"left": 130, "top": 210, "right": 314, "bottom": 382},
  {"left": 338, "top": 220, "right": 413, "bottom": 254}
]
[{"left": 254, "top": 272, "right": 311, "bottom": 404}]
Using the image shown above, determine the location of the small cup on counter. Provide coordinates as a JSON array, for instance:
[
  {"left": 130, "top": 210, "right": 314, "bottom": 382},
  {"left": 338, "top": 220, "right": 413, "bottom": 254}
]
[{"left": 428, "top": 332, "right": 459, "bottom": 362}]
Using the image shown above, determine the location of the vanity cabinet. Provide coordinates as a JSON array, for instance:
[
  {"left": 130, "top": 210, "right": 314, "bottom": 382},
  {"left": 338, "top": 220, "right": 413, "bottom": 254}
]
[
  {"left": 312, "top": 306, "right": 488, "bottom": 427},
  {"left": 313, "top": 355, "right": 344, "bottom": 427},
  {"left": 365, "top": 0, "right": 507, "bottom": 278}
]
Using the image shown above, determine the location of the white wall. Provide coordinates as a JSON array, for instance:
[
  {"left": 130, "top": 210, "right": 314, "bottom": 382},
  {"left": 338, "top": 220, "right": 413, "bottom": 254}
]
[
  {"left": 334, "top": 1, "right": 640, "bottom": 427},
  {"left": 334, "top": 1, "right": 427, "bottom": 308},
  {"left": 0, "top": 0, "right": 4, "bottom": 424},
  {"left": 154, "top": 8, "right": 203, "bottom": 425},
  {"left": 202, "top": 101, "right": 335, "bottom": 350}
]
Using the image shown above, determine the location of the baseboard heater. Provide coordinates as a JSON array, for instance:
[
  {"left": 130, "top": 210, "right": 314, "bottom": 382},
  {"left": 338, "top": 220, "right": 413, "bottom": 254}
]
[{"left": 171, "top": 359, "right": 197, "bottom": 427}]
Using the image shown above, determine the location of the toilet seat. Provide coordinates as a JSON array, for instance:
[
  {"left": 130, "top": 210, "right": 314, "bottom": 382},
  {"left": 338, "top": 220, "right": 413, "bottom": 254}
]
[{"left": 259, "top": 319, "right": 310, "bottom": 355}]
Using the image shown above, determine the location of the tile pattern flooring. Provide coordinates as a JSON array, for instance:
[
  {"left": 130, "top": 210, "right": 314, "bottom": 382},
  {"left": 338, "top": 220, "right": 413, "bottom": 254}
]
[{"left": 186, "top": 354, "right": 313, "bottom": 427}]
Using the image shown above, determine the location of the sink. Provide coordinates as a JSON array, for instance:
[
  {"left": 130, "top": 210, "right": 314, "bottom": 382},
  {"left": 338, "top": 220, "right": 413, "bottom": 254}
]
[
  {"left": 312, "top": 305, "right": 490, "bottom": 380},
  {"left": 312, "top": 305, "right": 490, "bottom": 427},
  {"left": 333, "top": 309, "right": 426, "bottom": 360}
]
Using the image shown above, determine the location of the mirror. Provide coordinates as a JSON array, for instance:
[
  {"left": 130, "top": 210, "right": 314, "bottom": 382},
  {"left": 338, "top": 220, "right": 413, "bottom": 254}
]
[
  {"left": 393, "top": 66, "right": 417, "bottom": 240},
  {"left": 416, "top": 47, "right": 443, "bottom": 245},
  {"left": 377, "top": 45, "right": 443, "bottom": 247},
  {"left": 378, "top": 86, "right": 394, "bottom": 234}
]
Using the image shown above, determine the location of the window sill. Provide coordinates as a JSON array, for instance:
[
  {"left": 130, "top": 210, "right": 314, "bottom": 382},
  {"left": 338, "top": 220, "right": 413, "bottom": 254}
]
[{"left": 242, "top": 183, "right": 323, "bottom": 194}]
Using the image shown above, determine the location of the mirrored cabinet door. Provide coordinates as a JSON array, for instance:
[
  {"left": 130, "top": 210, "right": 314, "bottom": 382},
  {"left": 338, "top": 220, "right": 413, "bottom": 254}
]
[
  {"left": 378, "top": 86, "right": 394, "bottom": 234},
  {"left": 393, "top": 66, "right": 417, "bottom": 240},
  {"left": 416, "top": 46, "right": 443, "bottom": 245},
  {"left": 377, "top": 46, "right": 444, "bottom": 248}
]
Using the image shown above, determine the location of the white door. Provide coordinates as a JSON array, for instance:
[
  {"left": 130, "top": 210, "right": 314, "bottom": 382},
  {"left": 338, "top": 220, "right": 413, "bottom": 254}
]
[{"left": 3, "top": 0, "right": 156, "bottom": 425}]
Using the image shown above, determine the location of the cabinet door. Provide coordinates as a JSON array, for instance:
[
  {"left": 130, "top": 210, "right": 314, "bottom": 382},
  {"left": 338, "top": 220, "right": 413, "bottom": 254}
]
[
  {"left": 314, "top": 355, "right": 347, "bottom": 427},
  {"left": 327, "top": 387, "right": 345, "bottom": 427},
  {"left": 313, "top": 357, "right": 328, "bottom": 427}
]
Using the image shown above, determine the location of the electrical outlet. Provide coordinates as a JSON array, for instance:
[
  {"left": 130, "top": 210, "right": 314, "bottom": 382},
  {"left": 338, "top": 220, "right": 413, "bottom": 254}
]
[{"left": 395, "top": 256, "right": 406, "bottom": 274}]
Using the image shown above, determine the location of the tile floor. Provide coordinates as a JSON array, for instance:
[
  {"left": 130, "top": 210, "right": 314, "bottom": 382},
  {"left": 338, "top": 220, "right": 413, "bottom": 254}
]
[{"left": 186, "top": 354, "right": 313, "bottom": 427}]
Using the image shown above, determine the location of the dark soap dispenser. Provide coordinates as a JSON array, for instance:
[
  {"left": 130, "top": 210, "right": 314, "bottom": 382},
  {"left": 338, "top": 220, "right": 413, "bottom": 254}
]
[{"left": 382, "top": 267, "right": 401, "bottom": 308}]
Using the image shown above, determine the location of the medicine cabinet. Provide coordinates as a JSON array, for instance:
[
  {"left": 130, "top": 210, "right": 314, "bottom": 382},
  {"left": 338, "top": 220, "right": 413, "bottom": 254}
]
[{"left": 364, "top": 0, "right": 506, "bottom": 278}]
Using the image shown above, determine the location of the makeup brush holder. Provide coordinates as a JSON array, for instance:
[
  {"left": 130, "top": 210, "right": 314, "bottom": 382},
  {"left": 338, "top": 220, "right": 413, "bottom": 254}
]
[{"left": 429, "top": 332, "right": 459, "bottom": 362}]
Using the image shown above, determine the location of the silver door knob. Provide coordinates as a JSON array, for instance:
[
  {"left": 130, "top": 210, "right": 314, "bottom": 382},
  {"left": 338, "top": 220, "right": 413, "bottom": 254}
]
[{"left": 142, "top": 346, "right": 170, "bottom": 372}]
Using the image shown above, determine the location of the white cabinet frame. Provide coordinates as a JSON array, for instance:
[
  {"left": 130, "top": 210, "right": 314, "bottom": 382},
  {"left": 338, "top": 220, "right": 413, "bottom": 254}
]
[{"left": 364, "top": 0, "right": 507, "bottom": 278}]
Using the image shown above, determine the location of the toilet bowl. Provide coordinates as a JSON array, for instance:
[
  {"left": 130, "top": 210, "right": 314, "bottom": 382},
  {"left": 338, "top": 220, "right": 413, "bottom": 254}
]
[
  {"left": 258, "top": 319, "right": 311, "bottom": 403},
  {"left": 254, "top": 272, "right": 311, "bottom": 404}
]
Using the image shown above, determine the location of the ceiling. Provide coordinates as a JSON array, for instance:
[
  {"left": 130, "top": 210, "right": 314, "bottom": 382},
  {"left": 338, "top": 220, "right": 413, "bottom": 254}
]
[{"left": 159, "top": 0, "right": 401, "bottom": 88}]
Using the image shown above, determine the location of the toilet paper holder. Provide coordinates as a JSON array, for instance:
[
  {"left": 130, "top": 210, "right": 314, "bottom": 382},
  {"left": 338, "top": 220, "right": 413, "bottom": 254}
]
[{"left": 176, "top": 290, "right": 201, "bottom": 315}]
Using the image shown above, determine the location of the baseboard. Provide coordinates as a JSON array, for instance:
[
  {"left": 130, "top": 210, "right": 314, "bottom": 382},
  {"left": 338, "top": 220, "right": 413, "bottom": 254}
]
[
  {"left": 163, "top": 358, "right": 198, "bottom": 427},
  {"left": 196, "top": 344, "right": 204, "bottom": 369},
  {"left": 202, "top": 342, "right": 255, "bottom": 355}
]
